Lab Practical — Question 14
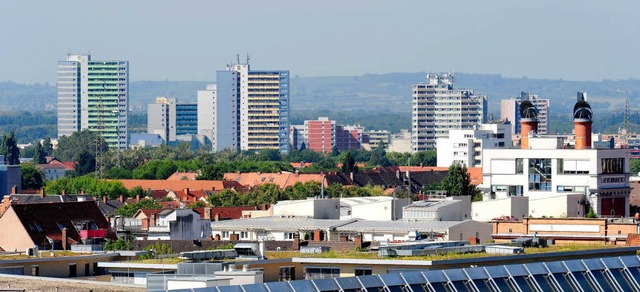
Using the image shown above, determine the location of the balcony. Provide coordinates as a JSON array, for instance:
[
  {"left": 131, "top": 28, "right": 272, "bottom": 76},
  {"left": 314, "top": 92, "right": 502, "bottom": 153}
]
[{"left": 79, "top": 229, "right": 106, "bottom": 239}]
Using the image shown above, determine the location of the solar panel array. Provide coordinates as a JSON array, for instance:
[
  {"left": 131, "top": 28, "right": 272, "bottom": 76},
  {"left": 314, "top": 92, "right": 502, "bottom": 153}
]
[{"left": 171, "top": 255, "right": 640, "bottom": 292}]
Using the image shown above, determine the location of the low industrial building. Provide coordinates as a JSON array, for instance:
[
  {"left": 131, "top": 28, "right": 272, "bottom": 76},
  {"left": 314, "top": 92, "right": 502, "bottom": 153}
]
[
  {"left": 492, "top": 217, "right": 639, "bottom": 245},
  {"left": 403, "top": 195, "right": 471, "bottom": 221}
]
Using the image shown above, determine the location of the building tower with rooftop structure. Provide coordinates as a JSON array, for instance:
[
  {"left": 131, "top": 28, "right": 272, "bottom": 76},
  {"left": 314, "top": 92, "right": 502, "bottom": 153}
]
[
  {"left": 148, "top": 97, "right": 198, "bottom": 143},
  {"left": 57, "top": 52, "right": 129, "bottom": 150},
  {"left": 211, "top": 59, "right": 290, "bottom": 154},
  {"left": 411, "top": 73, "right": 487, "bottom": 152},
  {"left": 500, "top": 92, "right": 550, "bottom": 135}
]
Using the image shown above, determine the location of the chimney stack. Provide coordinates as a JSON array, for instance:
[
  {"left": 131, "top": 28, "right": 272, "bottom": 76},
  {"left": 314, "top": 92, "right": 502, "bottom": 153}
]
[
  {"left": 519, "top": 100, "right": 538, "bottom": 149},
  {"left": 573, "top": 97, "right": 593, "bottom": 150},
  {"left": 11, "top": 186, "right": 17, "bottom": 195},
  {"left": 62, "top": 228, "right": 68, "bottom": 250},
  {"left": 103, "top": 196, "right": 107, "bottom": 204},
  {"left": 119, "top": 195, "right": 124, "bottom": 204},
  {"left": 39, "top": 188, "right": 45, "bottom": 199}
]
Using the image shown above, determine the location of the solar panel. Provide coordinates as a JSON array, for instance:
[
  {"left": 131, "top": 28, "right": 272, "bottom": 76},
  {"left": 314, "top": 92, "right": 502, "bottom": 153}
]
[
  {"left": 449, "top": 280, "right": 468, "bottom": 291},
  {"left": 531, "top": 274, "right": 556, "bottom": 291},
  {"left": 609, "top": 268, "right": 637, "bottom": 291},
  {"left": 544, "top": 261, "right": 569, "bottom": 273},
  {"left": 471, "top": 279, "right": 494, "bottom": 292},
  {"left": 312, "top": 278, "right": 340, "bottom": 291},
  {"left": 588, "top": 270, "right": 616, "bottom": 291},
  {"left": 619, "top": 255, "right": 640, "bottom": 268},
  {"left": 358, "top": 275, "right": 384, "bottom": 289},
  {"left": 378, "top": 273, "right": 407, "bottom": 287},
  {"left": 570, "top": 271, "right": 596, "bottom": 290},
  {"left": 240, "top": 283, "right": 269, "bottom": 292},
  {"left": 289, "top": 279, "right": 318, "bottom": 291},
  {"left": 524, "top": 262, "right": 549, "bottom": 275},
  {"left": 563, "top": 259, "right": 587, "bottom": 272},
  {"left": 217, "top": 285, "right": 245, "bottom": 292},
  {"left": 511, "top": 276, "right": 531, "bottom": 291},
  {"left": 263, "top": 281, "right": 294, "bottom": 292},
  {"left": 464, "top": 267, "right": 490, "bottom": 280},
  {"left": 601, "top": 257, "right": 624, "bottom": 269},
  {"left": 441, "top": 268, "right": 468, "bottom": 281},
  {"left": 402, "top": 271, "right": 430, "bottom": 285},
  {"left": 548, "top": 273, "right": 574, "bottom": 290},
  {"left": 582, "top": 258, "right": 606, "bottom": 271},
  {"left": 335, "top": 277, "right": 363, "bottom": 290},
  {"left": 505, "top": 264, "right": 528, "bottom": 277},
  {"left": 484, "top": 265, "right": 509, "bottom": 278}
]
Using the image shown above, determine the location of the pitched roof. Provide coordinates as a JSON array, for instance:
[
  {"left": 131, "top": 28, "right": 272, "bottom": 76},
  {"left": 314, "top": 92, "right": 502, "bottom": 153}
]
[
  {"left": 223, "top": 172, "right": 325, "bottom": 189},
  {"left": 115, "top": 180, "right": 242, "bottom": 192},
  {"left": 1, "top": 194, "right": 122, "bottom": 218},
  {"left": 379, "top": 166, "right": 483, "bottom": 185},
  {"left": 133, "top": 208, "right": 164, "bottom": 219},
  {"left": 7, "top": 201, "right": 115, "bottom": 247},
  {"left": 166, "top": 171, "right": 201, "bottom": 181},
  {"left": 193, "top": 206, "right": 257, "bottom": 220}
]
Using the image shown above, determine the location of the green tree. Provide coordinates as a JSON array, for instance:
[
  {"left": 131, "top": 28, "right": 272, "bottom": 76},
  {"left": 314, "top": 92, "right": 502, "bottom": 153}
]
[
  {"left": 42, "top": 137, "right": 53, "bottom": 156},
  {"left": 341, "top": 151, "right": 358, "bottom": 173},
  {"left": 74, "top": 151, "right": 95, "bottom": 176},
  {"left": 411, "top": 151, "right": 437, "bottom": 166},
  {"left": 207, "top": 189, "right": 243, "bottom": 206},
  {"left": 104, "top": 237, "right": 132, "bottom": 251},
  {"left": 55, "top": 130, "right": 107, "bottom": 162},
  {"left": 367, "top": 142, "right": 391, "bottom": 168},
  {"left": 197, "top": 164, "right": 225, "bottom": 180},
  {"left": 586, "top": 207, "right": 598, "bottom": 218},
  {"left": 21, "top": 163, "right": 44, "bottom": 189},
  {"left": 1, "top": 131, "right": 20, "bottom": 165},
  {"left": 187, "top": 201, "right": 207, "bottom": 208},
  {"left": 115, "top": 198, "right": 162, "bottom": 217},
  {"left": 441, "top": 163, "right": 478, "bottom": 197},
  {"left": 104, "top": 166, "right": 133, "bottom": 179},
  {"left": 631, "top": 159, "right": 640, "bottom": 176},
  {"left": 331, "top": 145, "right": 340, "bottom": 157},
  {"left": 33, "top": 142, "right": 46, "bottom": 164}
]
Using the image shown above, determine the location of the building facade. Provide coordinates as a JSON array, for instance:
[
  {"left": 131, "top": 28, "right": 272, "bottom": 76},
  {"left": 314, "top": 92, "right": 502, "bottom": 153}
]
[
  {"left": 480, "top": 98, "right": 631, "bottom": 218},
  {"left": 500, "top": 92, "right": 550, "bottom": 135},
  {"left": 203, "top": 63, "right": 290, "bottom": 153},
  {"left": 57, "top": 53, "right": 128, "bottom": 150},
  {"left": 304, "top": 117, "right": 335, "bottom": 153},
  {"left": 436, "top": 122, "right": 512, "bottom": 167},
  {"left": 366, "top": 130, "right": 391, "bottom": 149},
  {"left": 148, "top": 97, "right": 198, "bottom": 143},
  {"left": 411, "top": 73, "right": 487, "bottom": 152}
]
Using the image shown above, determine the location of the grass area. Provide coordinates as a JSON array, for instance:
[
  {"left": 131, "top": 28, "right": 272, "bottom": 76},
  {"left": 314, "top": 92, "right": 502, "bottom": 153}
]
[
  {"left": 265, "top": 243, "right": 618, "bottom": 261},
  {"left": 0, "top": 250, "right": 91, "bottom": 260},
  {"left": 133, "top": 257, "right": 186, "bottom": 264}
]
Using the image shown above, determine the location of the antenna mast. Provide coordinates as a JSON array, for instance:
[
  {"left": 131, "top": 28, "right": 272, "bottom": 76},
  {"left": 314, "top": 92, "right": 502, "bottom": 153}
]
[{"left": 624, "top": 97, "right": 630, "bottom": 146}]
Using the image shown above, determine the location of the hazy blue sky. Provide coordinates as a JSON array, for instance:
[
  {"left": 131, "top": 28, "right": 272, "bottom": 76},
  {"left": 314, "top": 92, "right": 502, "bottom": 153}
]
[{"left": 1, "top": 0, "right": 638, "bottom": 83}]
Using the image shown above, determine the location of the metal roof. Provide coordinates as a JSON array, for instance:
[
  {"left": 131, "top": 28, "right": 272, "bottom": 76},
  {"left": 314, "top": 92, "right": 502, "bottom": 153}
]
[
  {"left": 173, "top": 255, "right": 640, "bottom": 292},
  {"left": 334, "top": 220, "right": 469, "bottom": 232},
  {"left": 211, "top": 217, "right": 354, "bottom": 231},
  {"left": 402, "top": 199, "right": 459, "bottom": 210}
]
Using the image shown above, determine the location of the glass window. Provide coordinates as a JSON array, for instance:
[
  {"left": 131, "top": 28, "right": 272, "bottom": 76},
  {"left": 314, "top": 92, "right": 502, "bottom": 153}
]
[
  {"left": 529, "top": 159, "right": 552, "bottom": 191},
  {"left": 279, "top": 266, "right": 295, "bottom": 281},
  {"left": 516, "top": 158, "right": 524, "bottom": 174},
  {"left": 601, "top": 158, "right": 624, "bottom": 174},
  {"left": 305, "top": 267, "right": 340, "bottom": 280}
]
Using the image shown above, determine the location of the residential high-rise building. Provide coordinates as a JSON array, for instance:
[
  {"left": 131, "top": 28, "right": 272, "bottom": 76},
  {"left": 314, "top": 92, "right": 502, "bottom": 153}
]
[
  {"left": 148, "top": 97, "right": 197, "bottom": 143},
  {"left": 366, "top": 130, "right": 391, "bottom": 149},
  {"left": 57, "top": 52, "right": 128, "bottom": 150},
  {"left": 202, "top": 62, "right": 290, "bottom": 153},
  {"left": 336, "top": 125, "right": 367, "bottom": 151},
  {"left": 500, "top": 92, "right": 550, "bottom": 135},
  {"left": 411, "top": 73, "right": 487, "bottom": 152},
  {"left": 289, "top": 125, "right": 306, "bottom": 151},
  {"left": 305, "top": 117, "right": 336, "bottom": 153}
]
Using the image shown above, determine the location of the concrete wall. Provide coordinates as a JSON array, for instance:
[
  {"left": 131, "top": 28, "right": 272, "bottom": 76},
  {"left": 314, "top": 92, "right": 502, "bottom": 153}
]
[
  {"left": 0, "top": 207, "right": 35, "bottom": 251},
  {"left": 529, "top": 194, "right": 584, "bottom": 218},
  {"left": 0, "top": 254, "right": 116, "bottom": 278},
  {"left": 448, "top": 221, "right": 492, "bottom": 243},
  {"left": 273, "top": 199, "right": 340, "bottom": 219},
  {"left": 472, "top": 196, "right": 529, "bottom": 222}
]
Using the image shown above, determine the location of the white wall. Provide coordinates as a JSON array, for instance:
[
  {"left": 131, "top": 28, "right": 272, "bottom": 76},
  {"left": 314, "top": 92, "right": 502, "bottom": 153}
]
[
  {"left": 529, "top": 194, "right": 584, "bottom": 218},
  {"left": 472, "top": 197, "right": 529, "bottom": 222},
  {"left": 448, "top": 221, "right": 492, "bottom": 243},
  {"left": 273, "top": 199, "right": 340, "bottom": 219}
]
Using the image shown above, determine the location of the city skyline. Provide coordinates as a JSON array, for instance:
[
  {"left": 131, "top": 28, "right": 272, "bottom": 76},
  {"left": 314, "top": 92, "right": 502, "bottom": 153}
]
[{"left": 1, "top": 1, "right": 639, "bottom": 83}]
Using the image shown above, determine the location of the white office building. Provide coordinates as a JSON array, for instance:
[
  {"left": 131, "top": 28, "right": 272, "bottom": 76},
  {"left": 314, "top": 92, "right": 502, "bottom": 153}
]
[
  {"left": 500, "top": 92, "right": 550, "bottom": 135},
  {"left": 436, "top": 123, "right": 512, "bottom": 167}
]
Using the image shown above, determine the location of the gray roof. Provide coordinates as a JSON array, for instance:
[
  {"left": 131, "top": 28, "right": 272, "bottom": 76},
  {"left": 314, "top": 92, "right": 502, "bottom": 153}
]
[
  {"left": 211, "top": 217, "right": 354, "bottom": 231},
  {"left": 211, "top": 217, "right": 484, "bottom": 233},
  {"left": 402, "top": 199, "right": 459, "bottom": 211},
  {"left": 335, "top": 220, "right": 469, "bottom": 233}
]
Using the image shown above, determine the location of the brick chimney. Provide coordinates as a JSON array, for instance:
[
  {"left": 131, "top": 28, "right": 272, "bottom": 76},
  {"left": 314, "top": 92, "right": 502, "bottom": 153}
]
[
  {"left": 11, "top": 186, "right": 17, "bottom": 195},
  {"left": 519, "top": 100, "right": 538, "bottom": 149},
  {"left": 61, "top": 190, "right": 66, "bottom": 195},
  {"left": 573, "top": 95, "right": 593, "bottom": 150},
  {"left": 151, "top": 213, "right": 157, "bottom": 227},
  {"left": 80, "top": 190, "right": 85, "bottom": 195},
  {"left": 119, "top": 195, "right": 124, "bottom": 204},
  {"left": 39, "top": 188, "right": 45, "bottom": 199},
  {"left": 204, "top": 207, "right": 212, "bottom": 220},
  {"left": 136, "top": 194, "right": 141, "bottom": 202},
  {"left": 102, "top": 196, "right": 107, "bottom": 204},
  {"left": 62, "top": 228, "right": 68, "bottom": 250}
]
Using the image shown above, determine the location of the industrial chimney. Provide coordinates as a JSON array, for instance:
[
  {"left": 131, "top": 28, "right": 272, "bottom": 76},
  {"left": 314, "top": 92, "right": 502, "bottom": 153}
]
[
  {"left": 519, "top": 100, "right": 538, "bottom": 149},
  {"left": 573, "top": 95, "right": 593, "bottom": 150}
]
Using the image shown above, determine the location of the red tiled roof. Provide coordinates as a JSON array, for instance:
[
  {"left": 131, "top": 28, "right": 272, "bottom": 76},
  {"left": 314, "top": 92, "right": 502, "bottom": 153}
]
[
  {"left": 133, "top": 208, "right": 164, "bottom": 219},
  {"left": 192, "top": 206, "right": 256, "bottom": 220},
  {"left": 6, "top": 201, "right": 115, "bottom": 248},
  {"left": 394, "top": 166, "right": 483, "bottom": 185},
  {"left": 166, "top": 172, "right": 200, "bottom": 181},
  {"left": 115, "top": 180, "right": 237, "bottom": 191},
  {"left": 223, "top": 172, "right": 325, "bottom": 189},
  {"left": 290, "top": 162, "right": 313, "bottom": 168},
  {"left": 160, "top": 201, "right": 180, "bottom": 209},
  {"left": 150, "top": 190, "right": 170, "bottom": 200}
]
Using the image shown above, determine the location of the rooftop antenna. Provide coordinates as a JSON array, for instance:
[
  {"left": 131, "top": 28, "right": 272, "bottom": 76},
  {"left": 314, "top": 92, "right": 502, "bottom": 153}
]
[
  {"left": 236, "top": 53, "right": 240, "bottom": 65},
  {"left": 246, "top": 53, "right": 250, "bottom": 65},
  {"left": 624, "top": 97, "right": 630, "bottom": 145}
]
